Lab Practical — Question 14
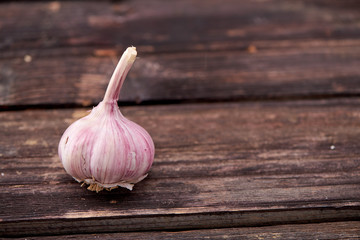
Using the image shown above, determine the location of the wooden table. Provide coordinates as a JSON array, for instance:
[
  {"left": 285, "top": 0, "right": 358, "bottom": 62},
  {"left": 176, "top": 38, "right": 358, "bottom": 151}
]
[{"left": 1, "top": 0, "right": 360, "bottom": 238}]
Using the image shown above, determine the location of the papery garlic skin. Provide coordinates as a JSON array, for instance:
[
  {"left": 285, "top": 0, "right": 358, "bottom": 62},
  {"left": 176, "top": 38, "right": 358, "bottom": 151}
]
[{"left": 58, "top": 47, "right": 155, "bottom": 192}]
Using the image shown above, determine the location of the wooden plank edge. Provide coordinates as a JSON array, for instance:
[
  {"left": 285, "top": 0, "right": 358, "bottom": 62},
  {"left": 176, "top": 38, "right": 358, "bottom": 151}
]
[
  {"left": 2, "top": 92, "right": 360, "bottom": 112},
  {"left": 1, "top": 207, "right": 359, "bottom": 237},
  {"left": 10, "top": 221, "right": 360, "bottom": 240}
]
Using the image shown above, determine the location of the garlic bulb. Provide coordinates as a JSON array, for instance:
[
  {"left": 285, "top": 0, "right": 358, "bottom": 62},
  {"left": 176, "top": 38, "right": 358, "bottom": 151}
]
[{"left": 58, "top": 47, "right": 155, "bottom": 192}]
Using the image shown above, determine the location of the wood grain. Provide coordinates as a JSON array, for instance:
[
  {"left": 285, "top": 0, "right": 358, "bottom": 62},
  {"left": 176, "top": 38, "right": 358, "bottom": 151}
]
[
  {"left": 14, "top": 221, "right": 360, "bottom": 240},
  {"left": 1, "top": 98, "right": 360, "bottom": 236},
  {"left": 1, "top": 0, "right": 360, "bottom": 107},
  {"left": 1, "top": 0, "right": 359, "bottom": 56},
  {"left": 1, "top": 0, "right": 360, "bottom": 238},
  {"left": 1, "top": 40, "right": 360, "bottom": 107}
]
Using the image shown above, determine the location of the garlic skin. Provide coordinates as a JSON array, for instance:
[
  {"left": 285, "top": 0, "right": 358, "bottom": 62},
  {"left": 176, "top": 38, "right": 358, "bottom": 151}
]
[{"left": 58, "top": 47, "right": 155, "bottom": 192}]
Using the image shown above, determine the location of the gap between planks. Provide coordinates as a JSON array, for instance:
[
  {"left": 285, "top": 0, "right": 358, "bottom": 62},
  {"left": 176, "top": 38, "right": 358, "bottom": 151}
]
[{"left": 8, "top": 221, "right": 360, "bottom": 239}]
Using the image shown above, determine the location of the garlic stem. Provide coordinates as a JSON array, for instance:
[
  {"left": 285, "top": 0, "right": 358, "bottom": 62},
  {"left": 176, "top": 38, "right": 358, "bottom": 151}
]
[{"left": 103, "top": 47, "right": 137, "bottom": 102}]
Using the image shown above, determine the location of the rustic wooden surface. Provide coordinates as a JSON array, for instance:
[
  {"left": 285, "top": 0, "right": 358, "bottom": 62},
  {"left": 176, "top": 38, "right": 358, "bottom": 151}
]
[
  {"left": 1, "top": 0, "right": 360, "bottom": 107},
  {"left": 1, "top": 0, "right": 360, "bottom": 238},
  {"left": 1, "top": 99, "right": 360, "bottom": 237}
]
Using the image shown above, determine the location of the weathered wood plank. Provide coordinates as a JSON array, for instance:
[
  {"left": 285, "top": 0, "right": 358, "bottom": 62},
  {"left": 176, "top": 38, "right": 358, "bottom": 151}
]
[
  {"left": 1, "top": 0, "right": 359, "bottom": 57},
  {"left": 1, "top": 0, "right": 360, "bottom": 107},
  {"left": 1, "top": 40, "right": 360, "bottom": 107},
  {"left": 14, "top": 221, "right": 360, "bottom": 240},
  {"left": 1, "top": 98, "right": 360, "bottom": 236}
]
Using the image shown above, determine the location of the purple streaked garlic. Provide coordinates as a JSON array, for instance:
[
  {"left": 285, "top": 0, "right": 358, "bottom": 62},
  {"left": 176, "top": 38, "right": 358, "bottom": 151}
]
[{"left": 58, "top": 47, "right": 155, "bottom": 192}]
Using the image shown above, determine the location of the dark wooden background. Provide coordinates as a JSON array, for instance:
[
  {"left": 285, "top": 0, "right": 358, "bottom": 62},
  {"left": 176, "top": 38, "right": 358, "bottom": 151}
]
[{"left": 1, "top": 0, "right": 360, "bottom": 238}]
